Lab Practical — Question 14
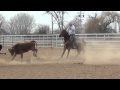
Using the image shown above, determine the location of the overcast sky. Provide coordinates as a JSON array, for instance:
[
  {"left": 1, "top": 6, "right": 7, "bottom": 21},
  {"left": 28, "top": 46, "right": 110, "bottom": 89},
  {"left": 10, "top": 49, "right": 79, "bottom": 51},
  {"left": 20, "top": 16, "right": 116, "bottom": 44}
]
[{"left": 0, "top": 11, "right": 105, "bottom": 29}]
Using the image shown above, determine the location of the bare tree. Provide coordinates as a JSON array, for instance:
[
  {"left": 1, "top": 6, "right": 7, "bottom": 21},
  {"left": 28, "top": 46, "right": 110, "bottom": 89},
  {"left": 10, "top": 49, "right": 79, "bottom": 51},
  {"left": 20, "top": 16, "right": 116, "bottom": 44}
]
[
  {"left": 65, "top": 15, "right": 85, "bottom": 34},
  {"left": 98, "top": 11, "right": 120, "bottom": 33},
  {"left": 8, "top": 13, "right": 36, "bottom": 35},
  {"left": 34, "top": 24, "right": 50, "bottom": 34},
  {"left": 0, "top": 14, "right": 8, "bottom": 35},
  {"left": 45, "top": 11, "right": 67, "bottom": 31},
  {"left": 84, "top": 11, "right": 120, "bottom": 33},
  {"left": 84, "top": 13, "right": 100, "bottom": 33}
]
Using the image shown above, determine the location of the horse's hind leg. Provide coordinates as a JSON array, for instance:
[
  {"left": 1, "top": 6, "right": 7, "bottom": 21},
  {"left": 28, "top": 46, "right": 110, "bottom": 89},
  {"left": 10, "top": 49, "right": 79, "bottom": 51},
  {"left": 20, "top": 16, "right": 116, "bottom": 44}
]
[
  {"left": 76, "top": 47, "right": 81, "bottom": 57},
  {"left": 76, "top": 51, "right": 81, "bottom": 57}
]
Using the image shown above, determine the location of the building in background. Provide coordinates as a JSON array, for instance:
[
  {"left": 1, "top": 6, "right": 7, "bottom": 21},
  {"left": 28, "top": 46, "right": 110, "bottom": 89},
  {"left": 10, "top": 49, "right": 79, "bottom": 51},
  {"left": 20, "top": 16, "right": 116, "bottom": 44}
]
[
  {"left": 114, "top": 16, "right": 119, "bottom": 33},
  {"left": 107, "top": 16, "right": 119, "bottom": 33}
]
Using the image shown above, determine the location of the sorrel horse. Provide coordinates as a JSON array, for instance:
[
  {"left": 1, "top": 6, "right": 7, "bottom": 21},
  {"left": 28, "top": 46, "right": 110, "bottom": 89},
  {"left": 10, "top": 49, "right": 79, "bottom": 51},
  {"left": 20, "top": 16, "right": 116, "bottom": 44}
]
[{"left": 59, "top": 29, "right": 86, "bottom": 58}]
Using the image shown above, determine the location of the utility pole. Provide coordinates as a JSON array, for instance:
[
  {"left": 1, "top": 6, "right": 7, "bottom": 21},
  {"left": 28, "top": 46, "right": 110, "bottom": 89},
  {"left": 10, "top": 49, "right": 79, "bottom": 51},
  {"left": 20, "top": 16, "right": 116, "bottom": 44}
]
[
  {"left": 61, "top": 11, "right": 64, "bottom": 30},
  {"left": 51, "top": 15, "right": 53, "bottom": 34},
  {"left": 51, "top": 15, "right": 54, "bottom": 48},
  {"left": 78, "top": 11, "right": 84, "bottom": 33},
  {"left": 79, "top": 11, "right": 83, "bottom": 32},
  {"left": 80, "top": 11, "right": 82, "bottom": 29}
]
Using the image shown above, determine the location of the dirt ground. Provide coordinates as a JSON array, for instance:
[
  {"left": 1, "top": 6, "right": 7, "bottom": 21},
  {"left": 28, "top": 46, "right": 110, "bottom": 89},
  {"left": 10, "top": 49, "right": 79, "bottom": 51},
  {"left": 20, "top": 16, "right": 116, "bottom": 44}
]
[{"left": 0, "top": 45, "right": 120, "bottom": 79}]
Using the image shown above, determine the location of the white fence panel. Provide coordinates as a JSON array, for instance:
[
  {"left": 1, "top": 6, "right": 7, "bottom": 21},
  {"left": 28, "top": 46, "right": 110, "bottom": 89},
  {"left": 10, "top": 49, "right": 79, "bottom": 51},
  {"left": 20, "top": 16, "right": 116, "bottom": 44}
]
[{"left": 0, "top": 33, "right": 120, "bottom": 49}]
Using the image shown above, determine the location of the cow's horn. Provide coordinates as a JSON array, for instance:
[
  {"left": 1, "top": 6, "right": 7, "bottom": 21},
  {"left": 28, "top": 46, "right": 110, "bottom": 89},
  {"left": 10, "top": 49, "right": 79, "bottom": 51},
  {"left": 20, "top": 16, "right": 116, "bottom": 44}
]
[{"left": 7, "top": 49, "right": 8, "bottom": 50}]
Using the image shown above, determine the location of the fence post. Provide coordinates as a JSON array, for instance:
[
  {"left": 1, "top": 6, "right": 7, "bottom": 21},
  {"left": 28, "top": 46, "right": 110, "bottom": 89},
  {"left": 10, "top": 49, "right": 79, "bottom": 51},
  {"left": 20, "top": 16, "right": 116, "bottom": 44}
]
[
  {"left": 0, "top": 35, "right": 1, "bottom": 44},
  {"left": 31, "top": 36, "right": 32, "bottom": 41},
  {"left": 3, "top": 35, "right": 4, "bottom": 47},
  {"left": 12, "top": 36, "right": 13, "bottom": 45},
  {"left": 51, "top": 34, "right": 53, "bottom": 48},
  {"left": 104, "top": 34, "right": 105, "bottom": 41},
  {"left": 39, "top": 36, "right": 40, "bottom": 48},
  {"left": 56, "top": 35, "right": 57, "bottom": 48},
  {"left": 24, "top": 35, "right": 25, "bottom": 42}
]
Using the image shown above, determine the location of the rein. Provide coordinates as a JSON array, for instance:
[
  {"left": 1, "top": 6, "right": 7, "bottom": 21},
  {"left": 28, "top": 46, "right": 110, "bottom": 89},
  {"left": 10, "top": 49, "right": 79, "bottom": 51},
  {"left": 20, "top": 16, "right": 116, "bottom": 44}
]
[
  {"left": 60, "top": 30, "right": 72, "bottom": 46},
  {"left": 64, "top": 38, "right": 71, "bottom": 46}
]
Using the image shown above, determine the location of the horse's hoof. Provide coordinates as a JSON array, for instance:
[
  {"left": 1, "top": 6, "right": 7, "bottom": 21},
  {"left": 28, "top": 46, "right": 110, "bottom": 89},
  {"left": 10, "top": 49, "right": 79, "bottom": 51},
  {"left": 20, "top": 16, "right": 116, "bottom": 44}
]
[{"left": 78, "top": 63, "right": 83, "bottom": 65}]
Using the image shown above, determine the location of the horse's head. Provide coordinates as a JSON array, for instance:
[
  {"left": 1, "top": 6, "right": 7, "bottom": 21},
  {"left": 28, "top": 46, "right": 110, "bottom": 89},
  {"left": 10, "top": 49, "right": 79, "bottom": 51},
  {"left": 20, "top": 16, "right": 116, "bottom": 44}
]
[{"left": 59, "top": 29, "right": 68, "bottom": 37}]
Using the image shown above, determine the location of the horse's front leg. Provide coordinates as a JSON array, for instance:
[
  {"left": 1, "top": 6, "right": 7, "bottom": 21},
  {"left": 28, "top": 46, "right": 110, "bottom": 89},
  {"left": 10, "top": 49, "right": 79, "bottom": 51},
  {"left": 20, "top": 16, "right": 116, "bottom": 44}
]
[
  {"left": 67, "top": 47, "right": 71, "bottom": 58},
  {"left": 60, "top": 46, "right": 66, "bottom": 59}
]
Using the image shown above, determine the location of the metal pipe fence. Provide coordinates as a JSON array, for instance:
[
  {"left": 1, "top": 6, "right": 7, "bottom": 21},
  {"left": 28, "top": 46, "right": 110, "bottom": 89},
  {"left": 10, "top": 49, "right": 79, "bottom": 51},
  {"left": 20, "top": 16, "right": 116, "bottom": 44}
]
[{"left": 1, "top": 33, "right": 120, "bottom": 49}]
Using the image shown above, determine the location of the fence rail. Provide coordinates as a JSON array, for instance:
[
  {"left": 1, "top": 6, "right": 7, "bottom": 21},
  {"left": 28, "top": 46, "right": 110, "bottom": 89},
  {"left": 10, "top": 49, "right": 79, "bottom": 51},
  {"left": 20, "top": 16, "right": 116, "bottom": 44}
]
[{"left": 1, "top": 33, "right": 120, "bottom": 48}]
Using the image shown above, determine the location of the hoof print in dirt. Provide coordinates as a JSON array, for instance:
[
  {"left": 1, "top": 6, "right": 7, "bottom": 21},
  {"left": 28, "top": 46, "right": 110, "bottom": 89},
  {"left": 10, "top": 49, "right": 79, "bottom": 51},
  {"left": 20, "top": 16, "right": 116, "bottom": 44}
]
[{"left": 74, "top": 63, "right": 83, "bottom": 65}]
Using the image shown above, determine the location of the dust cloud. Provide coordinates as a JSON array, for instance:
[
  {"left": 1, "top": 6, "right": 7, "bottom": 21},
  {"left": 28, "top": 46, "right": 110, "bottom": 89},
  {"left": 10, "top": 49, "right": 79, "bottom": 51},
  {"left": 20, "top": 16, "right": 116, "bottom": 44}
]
[
  {"left": 84, "top": 44, "right": 120, "bottom": 65},
  {"left": 0, "top": 45, "right": 120, "bottom": 66}
]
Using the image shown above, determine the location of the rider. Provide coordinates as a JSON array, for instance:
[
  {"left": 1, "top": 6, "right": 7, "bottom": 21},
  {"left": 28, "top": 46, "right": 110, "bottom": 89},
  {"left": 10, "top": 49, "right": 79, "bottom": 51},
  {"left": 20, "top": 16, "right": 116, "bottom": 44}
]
[{"left": 67, "top": 23, "right": 76, "bottom": 48}]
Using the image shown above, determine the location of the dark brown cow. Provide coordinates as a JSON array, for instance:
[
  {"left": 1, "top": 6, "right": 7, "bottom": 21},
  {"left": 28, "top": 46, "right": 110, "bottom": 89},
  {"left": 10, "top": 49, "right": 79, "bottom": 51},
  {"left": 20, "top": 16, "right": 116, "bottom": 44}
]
[
  {"left": 7, "top": 41, "right": 38, "bottom": 61},
  {"left": 0, "top": 44, "right": 6, "bottom": 55}
]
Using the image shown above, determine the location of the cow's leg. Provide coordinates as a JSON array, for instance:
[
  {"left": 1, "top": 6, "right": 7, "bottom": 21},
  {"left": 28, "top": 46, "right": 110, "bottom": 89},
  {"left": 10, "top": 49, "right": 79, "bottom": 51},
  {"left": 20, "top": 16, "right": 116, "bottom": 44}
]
[
  {"left": 21, "top": 53, "right": 23, "bottom": 61},
  {"left": 33, "top": 49, "right": 38, "bottom": 57},
  {"left": 33, "top": 52, "right": 35, "bottom": 56},
  {"left": 12, "top": 53, "right": 17, "bottom": 60},
  {"left": 31, "top": 46, "right": 37, "bottom": 57},
  {"left": 35, "top": 49, "right": 38, "bottom": 57},
  {"left": 0, "top": 53, "right": 6, "bottom": 55},
  {"left": 32, "top": 51, "right": 34, "bottom": 56}
]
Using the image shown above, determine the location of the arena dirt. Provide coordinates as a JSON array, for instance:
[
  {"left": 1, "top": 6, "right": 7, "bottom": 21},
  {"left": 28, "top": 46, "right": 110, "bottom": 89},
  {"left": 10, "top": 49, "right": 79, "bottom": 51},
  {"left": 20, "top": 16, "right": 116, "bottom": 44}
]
[
  {"left": 0, "top": 45, "right": 120, "bottom": 65},
  {"left": 0, "top": 45, "right": 120, "bottom": 79}
]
